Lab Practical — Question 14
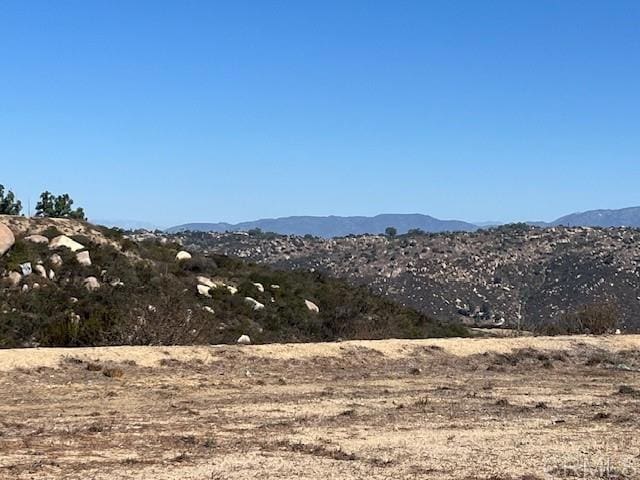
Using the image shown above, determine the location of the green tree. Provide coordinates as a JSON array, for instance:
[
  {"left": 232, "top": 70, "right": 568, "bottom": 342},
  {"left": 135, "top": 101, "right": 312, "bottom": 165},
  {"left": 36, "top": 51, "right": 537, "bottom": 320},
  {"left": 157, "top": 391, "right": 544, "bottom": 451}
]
[
  {"left": 35, "top": 191, "right": 86, "bottom": 220},
  {"left": 385, "top": 226, "right": 397, "bottom": 237},
  {"left": 0, "top": 184, "right": 22, "bottom": 215}
]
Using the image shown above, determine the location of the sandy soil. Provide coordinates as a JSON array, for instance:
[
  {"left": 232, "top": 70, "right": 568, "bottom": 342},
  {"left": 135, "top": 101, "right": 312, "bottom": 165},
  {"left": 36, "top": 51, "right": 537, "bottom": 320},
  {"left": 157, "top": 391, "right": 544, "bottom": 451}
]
[{"left": 1, "top": 335, "right": 639, "bottom": 479}]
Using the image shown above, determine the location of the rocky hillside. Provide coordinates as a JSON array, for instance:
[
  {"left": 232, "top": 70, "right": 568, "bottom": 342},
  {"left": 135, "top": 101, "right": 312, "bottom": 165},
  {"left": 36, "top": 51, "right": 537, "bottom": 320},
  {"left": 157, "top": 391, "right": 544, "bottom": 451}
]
[
  {"left": 0, "top": 216, "right": 465, "bottom": 348},
  {"left": 169, "top": 225, "right": 640, "bottom": 332}
]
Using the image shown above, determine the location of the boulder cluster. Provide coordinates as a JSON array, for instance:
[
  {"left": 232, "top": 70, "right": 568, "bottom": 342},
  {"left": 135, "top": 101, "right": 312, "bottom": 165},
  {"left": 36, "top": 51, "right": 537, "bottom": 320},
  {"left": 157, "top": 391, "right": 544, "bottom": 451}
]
[{"left": 1, "top": 224, "right": 102, "bottom": 292}]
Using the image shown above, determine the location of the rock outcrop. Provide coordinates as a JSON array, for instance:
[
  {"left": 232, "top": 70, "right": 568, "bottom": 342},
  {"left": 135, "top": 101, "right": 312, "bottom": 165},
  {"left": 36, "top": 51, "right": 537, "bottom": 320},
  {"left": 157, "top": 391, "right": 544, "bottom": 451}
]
[
  {"left": 176, "top": 251, "right": 192, "bottom": 261},
  {"left": 0, "top": 223, "right": 15, "bottom": 257},
  {"left": 244, "top": 297, "right": 265, "bottom": 311},
  {"left": 50, "top": 235, "right": 85, "bottom": 252},
  {"left": 24, "top": 234, "right": 49, "bottom": 245},
  {"left": 76, "top": 251, "right": 92, "bottom": 266},
  {"left": 197, "top": 284, "right": 212, "bottom": 297}
]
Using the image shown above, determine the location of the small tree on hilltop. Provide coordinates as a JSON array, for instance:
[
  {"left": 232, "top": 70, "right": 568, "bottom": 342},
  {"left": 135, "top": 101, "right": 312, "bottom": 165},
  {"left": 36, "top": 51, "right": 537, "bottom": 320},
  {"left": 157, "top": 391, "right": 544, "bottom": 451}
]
[
  {"left": 0, "top": 184, "right": 23, "bottom": 215},
  {"left": 35, "top": 191, "right": 86, "bottom": 220},
  {"left": 385, "top": 226, "right": 397, "bottom": 237}
]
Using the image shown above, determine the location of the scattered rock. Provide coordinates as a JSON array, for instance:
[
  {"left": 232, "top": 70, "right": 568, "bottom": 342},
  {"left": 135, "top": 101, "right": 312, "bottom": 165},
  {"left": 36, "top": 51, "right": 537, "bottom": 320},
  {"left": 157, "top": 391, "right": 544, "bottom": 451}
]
[
  {"left": 0, "top": 223, "right": 15, "bottom": 257},
  {"left": 237, "top": 334, "right": 251, "bottom": 345},
  {"left": 176, "top": 251, "right": 192, "bottom": 261},
  {"left": 271, "top": 284, "right": 281, "bottom": 289},
  {"left": 6, "top": 271, "right": 22, "bottom": 287},
  {"left": 304, "top": 299, "right": 320, "bottom": 313},
  {"left": 49, "top": 254, "right": 63, "bottom": 268},
  {"left": 48, "top": 269, "right": 55, "bottom": 280},
  {"left": 49, "top": 235, "right": 85, "bottom": 252},
  {"left": 244, "top": 297, "right": 265, "bottom": 311},
  {"left": 252, "top": 282, "right": 265, "bottom": 293},
  {"left": 24, "top": 234, "right": 49, "bottom": 245},
  {"left": 20, "top": 262, "right": 32, "bottom": 276},
  {"left": 227, "top": 285, "right": 238, "bottom": 295},
  {"left": 21, "top": 284, "right": 29, "bottom": 293},
  {"left": 203, "top": 306, "right": 215, "bottom": 314},
  {"left": 76, "top": 251, "right": 92, "bottom": 266},
  {"left": 83, "top": 276, "right": 101, "bottom": 291},
  {"left": 35, "top": 264, "right": 47, "bottom": 279},
  {"left": 197, "top": 284, "right": 212, "bottom": 297}
]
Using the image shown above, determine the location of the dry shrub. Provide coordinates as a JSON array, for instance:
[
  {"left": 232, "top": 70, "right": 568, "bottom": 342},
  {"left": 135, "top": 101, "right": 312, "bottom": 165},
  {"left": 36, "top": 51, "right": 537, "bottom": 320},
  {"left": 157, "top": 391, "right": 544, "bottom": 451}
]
[
  {"left": 537, "top": 303, "right": 618, "bottom": 335},
  {"left": 102, "top": 367, "right": 124, "bottom": 378},
  {"left": 86, "top": 362, "right": 102, "bottom": 372}
]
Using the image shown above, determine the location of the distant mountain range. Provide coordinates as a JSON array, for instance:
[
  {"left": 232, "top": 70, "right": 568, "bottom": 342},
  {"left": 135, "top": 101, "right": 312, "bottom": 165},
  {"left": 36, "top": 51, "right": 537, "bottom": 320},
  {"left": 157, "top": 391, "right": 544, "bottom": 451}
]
[
  {"left": 162, "top": 206, "right": 640, "bottom": 237},
  {"left": 549, "top": 207, "right": 640, "bottom": 228},
  {"left": 166, "top": 214, "right": 478, "bottom": 237}
]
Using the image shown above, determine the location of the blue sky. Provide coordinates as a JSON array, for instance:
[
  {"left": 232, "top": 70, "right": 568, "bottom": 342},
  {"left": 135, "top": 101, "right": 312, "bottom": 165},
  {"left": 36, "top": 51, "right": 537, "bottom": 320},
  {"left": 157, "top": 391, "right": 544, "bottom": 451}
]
[{"left": 1, "top": 1, "right": 639, "bottom": 227}]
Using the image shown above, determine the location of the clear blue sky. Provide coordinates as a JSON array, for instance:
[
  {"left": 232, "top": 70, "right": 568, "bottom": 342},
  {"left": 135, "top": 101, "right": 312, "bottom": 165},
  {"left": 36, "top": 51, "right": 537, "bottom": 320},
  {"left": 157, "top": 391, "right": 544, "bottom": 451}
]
[{"left": 1, "top": 1, "right": 639, "bottom": 227}]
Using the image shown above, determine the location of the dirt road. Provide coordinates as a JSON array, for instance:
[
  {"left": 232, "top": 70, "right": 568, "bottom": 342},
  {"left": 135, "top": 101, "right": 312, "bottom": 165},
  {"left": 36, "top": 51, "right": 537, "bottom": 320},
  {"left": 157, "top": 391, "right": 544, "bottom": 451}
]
[{"left": 1, "top": 335, "right": 639, "bottom": 479}]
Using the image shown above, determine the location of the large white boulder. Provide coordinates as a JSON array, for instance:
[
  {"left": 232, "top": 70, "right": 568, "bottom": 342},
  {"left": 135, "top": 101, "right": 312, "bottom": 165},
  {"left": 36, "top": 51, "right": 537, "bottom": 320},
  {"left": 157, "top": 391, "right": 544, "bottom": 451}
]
[
  {"left": 0, "top": 223, "right": 15, "bottom": 257},
  {"left": 24, "top": 234, "right": 49, "bottom": 245},
  {"left": 244, "top": 297, "right": 265, "bottom": 311},
  {"left": 197, "top": 284, "right": 212, "bottom": 298},
  {"left": 227, "top": 285, "right": 238, "bottom": 295},
  {"left": 76, "top": 251, "right": 92, "bottom": 266},
  {"left": 176, "top": 251, "right": 192, "bottom": 261},
  {"left": 237, "top": 334, "right": 251, "bottom": 345},
  {"left": 49, "top": 235, "right": 85, "bottom": 252},
  {"left": 197, "top": 276, "right": 217, "bottom": 289},
  {"left": 304, "top": 299, "right": 320, "bottom": 313}
]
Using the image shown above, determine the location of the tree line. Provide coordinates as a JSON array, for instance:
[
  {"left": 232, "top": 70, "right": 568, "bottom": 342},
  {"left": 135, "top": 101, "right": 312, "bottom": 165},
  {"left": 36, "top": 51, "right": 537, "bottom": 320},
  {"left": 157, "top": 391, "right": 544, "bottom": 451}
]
[{"left": 0, "top": 184, "right": 86, "bottom": 220}]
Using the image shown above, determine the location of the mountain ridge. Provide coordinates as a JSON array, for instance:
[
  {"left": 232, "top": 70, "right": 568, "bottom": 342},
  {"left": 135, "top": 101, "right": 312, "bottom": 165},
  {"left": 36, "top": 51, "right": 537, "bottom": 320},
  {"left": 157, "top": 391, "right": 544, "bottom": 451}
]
[
  {"left": 166, "top": 206, "right": 640, "bottom": 237},
  {"left": 167, "top": 214, "right": 479, "bottom": 237},
  {"left": 550, "top": 206, "right": 640, "bottom": 228}
]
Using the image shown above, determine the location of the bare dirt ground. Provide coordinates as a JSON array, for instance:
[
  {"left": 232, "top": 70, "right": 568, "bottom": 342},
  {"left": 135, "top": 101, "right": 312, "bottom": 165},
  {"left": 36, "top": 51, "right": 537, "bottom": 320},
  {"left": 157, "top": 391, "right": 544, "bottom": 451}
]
[{"left": 1, "top": 335, "right": 640, "bottom": 480}]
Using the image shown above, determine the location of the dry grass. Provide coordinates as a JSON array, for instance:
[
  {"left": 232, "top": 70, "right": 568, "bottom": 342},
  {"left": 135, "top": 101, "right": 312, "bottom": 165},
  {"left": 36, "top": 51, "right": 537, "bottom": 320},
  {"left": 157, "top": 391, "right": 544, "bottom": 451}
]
[{"left": 0, "top": 335, "right": 639, "bottom": 479}]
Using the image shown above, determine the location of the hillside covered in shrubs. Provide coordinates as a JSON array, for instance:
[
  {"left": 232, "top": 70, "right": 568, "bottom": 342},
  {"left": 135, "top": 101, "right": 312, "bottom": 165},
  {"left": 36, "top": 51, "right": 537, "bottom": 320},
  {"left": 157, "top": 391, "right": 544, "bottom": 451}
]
[
  {"left": 170, "top": 225, "right": 631, "bottom": 333},
  {"left": 0, "top": 216, "right": 466, "bottom": 348}
]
